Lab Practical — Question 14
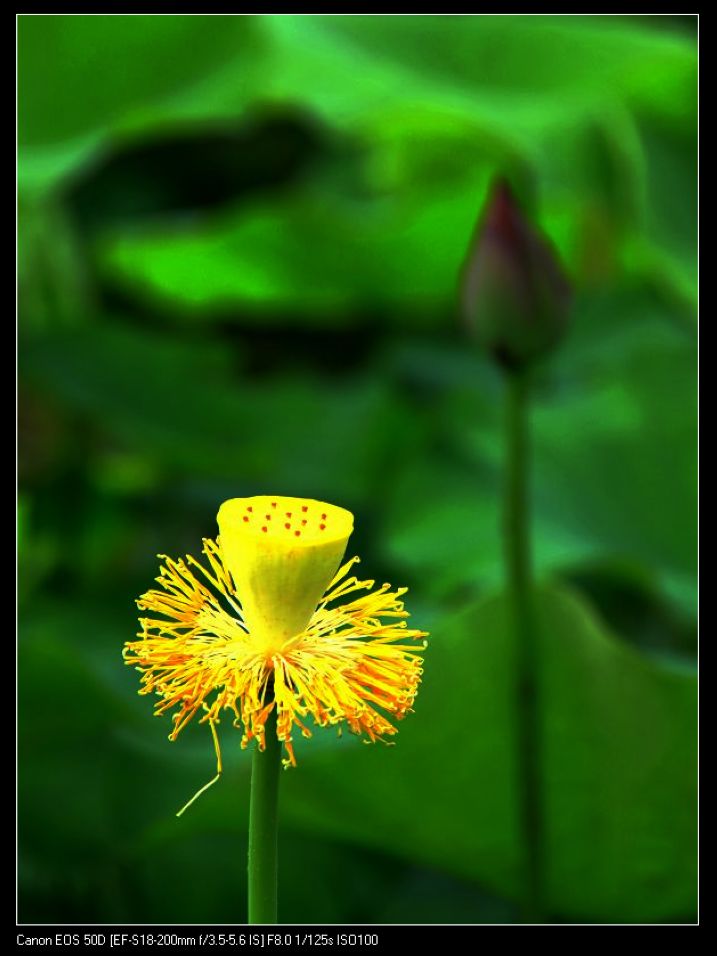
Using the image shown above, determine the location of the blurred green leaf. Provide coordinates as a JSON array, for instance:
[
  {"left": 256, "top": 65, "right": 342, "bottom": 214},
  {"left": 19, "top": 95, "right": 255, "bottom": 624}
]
[
  {"left": 282, "top": 583, "right": 697, "bottom": 922},
  {"left": 21, "top": 15, "right": 696, "bottom": 314},
  {"left": 20, "top": 14, "right": 695, "bottom": 161},
  {"left": 21, "top": 582, "right": 695, "bottom": 921},
  {"left": 266, "top": 15, "right": 695, "bottom": 126},
  {"left": 385, "top": 294, "right": 697, "bottom": 614},
  {"left": 563, "top": 558, "right": 697, "bottom": 660},
  {"left": 18, "top": 14, "right": 261, "bottom": 194},
  {"left": 17, "top": 598, "right": 509, "bottom": 924},
  {"left": 94, "top": 182, "right": 490, "bottom": 324},
  {"left": 93, "top": 128, "right": 694, "bottom": 328},
  {"left": 21, "top": 321, "right": 409, "bottom": 501}
]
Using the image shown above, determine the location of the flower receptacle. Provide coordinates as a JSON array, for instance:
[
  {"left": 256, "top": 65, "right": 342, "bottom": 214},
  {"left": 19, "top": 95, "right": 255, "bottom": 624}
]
[{"left": 217, "top": 495, "right": 354, "bottom": 653}]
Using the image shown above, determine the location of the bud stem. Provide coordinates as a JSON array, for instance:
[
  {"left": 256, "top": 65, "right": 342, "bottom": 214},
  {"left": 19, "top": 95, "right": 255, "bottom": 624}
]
[
  {"left": 248, "top": 708, "right": 282, "bottom": 924},
  {"left": 504, "top": 369, "right": 545, "bottom": 922}
]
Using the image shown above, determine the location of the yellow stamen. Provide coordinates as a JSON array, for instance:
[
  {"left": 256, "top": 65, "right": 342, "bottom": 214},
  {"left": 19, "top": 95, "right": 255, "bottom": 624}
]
[
  {"left": 176, "top": 719, "right": 223, "bottom": 818},
  {"left": 124, "top": 496, "right": 427, "bottom": 806}
]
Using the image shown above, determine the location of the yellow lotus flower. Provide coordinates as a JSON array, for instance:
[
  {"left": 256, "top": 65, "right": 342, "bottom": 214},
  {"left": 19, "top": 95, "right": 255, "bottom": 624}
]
[{"left": 124, "top": 495, "right": 427, "bottom": 805}]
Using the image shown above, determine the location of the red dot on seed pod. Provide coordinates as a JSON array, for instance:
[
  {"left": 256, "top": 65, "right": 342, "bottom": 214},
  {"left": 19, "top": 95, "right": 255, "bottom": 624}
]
[{"left": 261, "top": 526, "right": 268, "bottom": 532}]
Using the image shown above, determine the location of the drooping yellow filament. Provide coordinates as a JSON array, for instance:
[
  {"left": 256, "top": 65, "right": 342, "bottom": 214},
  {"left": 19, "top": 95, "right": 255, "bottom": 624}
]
[{"left": 124, "top": 538, "right": 427, "bottom": 786}]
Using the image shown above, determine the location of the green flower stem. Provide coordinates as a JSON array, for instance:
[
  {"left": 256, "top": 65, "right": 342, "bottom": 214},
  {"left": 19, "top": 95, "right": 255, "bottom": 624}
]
[
  {"left": 504, "top": 369, "right": 544, "bottom": 922},
  {"left": 248, "top": 708, "right": 282, "bottom": 924}
]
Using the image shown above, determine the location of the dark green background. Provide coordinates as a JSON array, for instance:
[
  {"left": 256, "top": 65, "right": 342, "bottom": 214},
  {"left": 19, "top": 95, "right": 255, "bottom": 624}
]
[{"left": 18, "top": 14, "right": 697, "bottom": 924}]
